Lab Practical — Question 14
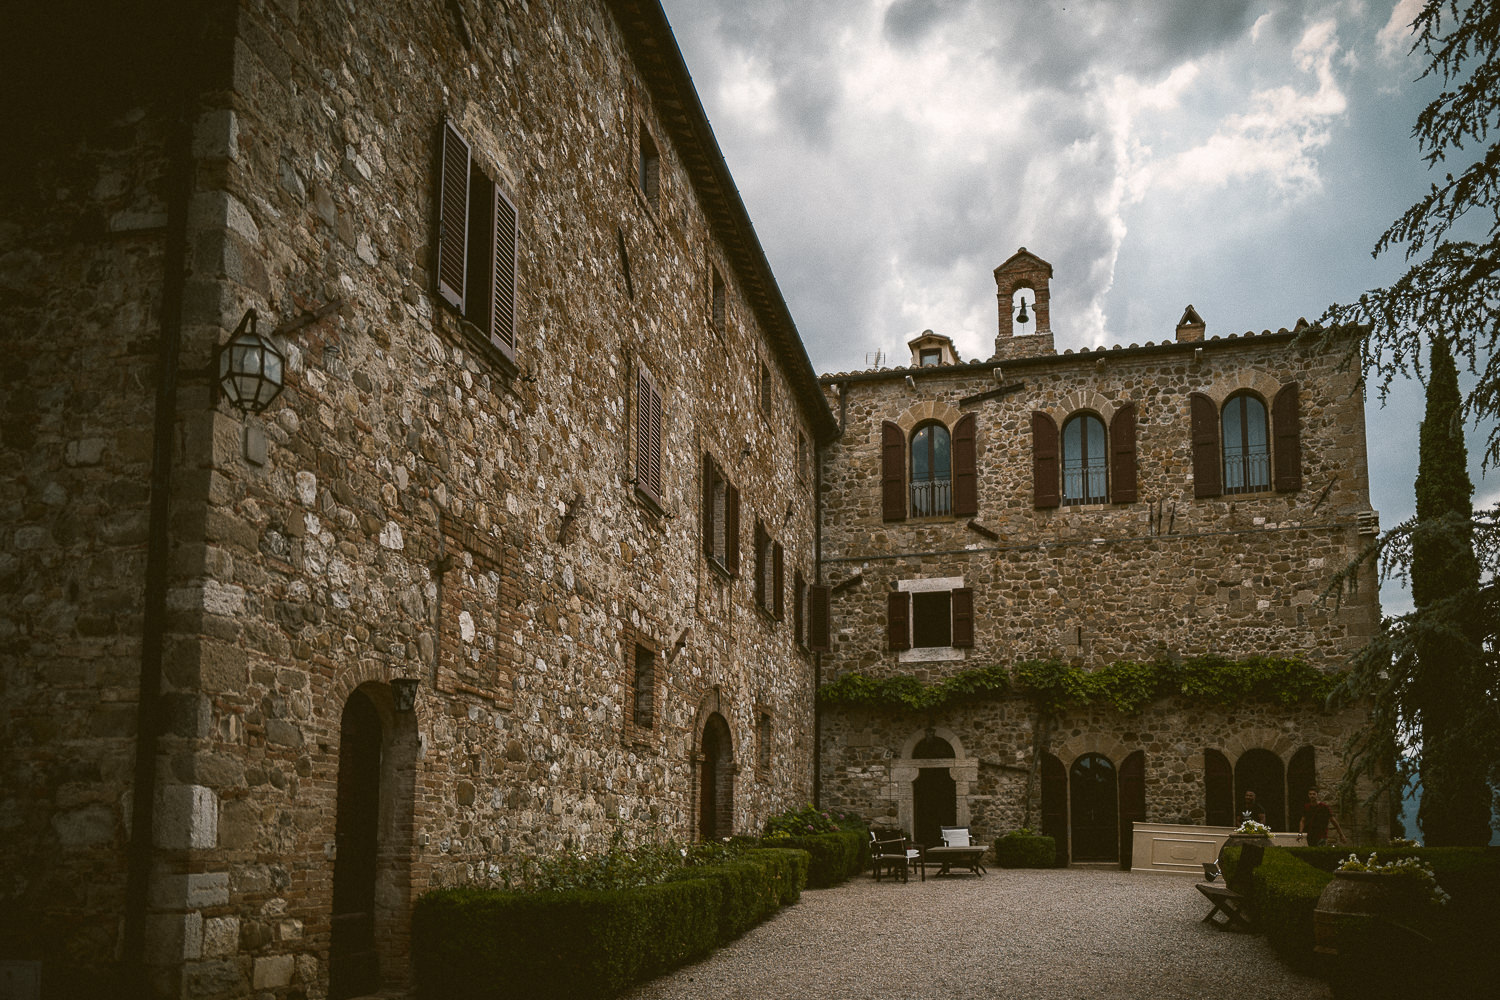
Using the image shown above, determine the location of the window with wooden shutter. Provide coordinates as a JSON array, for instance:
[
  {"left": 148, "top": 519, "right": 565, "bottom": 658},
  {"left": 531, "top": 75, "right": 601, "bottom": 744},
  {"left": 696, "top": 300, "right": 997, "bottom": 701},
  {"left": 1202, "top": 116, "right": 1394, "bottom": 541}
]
[
  {"left": 953, "top": 413, "right": 978, "bottom": 516},
  {"left": 1109, "top": 402, "right": 1138, "bottom": 503},
  {"left": 881, "top": 421, "right": 906, "bottom": 521},
  {"left": 887, "top": 591, "right": 911, "bottom": 651},
  {"left": 634, "top": 365, "right": 664, "bottom": 510},
  {"left": 1272, "top": 382, "right": 1302, "bottom": 492},
  {"left": 702, "top": 454, "right": 716, "bottom": 558},
  {"left": 773, "top": 542, "right": 784, "bottom": 621},
  {"left": 638, "top": 122, "right": 660, "bottom": 208},
  {"left": 810, "top": 584, "right": 831, "bottom": 651},
  {"left": 951, "top": 587, "right": 974, "bottom": 648},
  {"left": 436, "top": 121, "right": 471, "bottom": 311},
  {"left": 1190, "top": 392, "right": 1222, "bottom": 498},
  {"left": 1031, "top": 411, "right": 1060, "bottom": 508},
  {"left": 794, "top": 571, "right": 806, "bottom": 647}
]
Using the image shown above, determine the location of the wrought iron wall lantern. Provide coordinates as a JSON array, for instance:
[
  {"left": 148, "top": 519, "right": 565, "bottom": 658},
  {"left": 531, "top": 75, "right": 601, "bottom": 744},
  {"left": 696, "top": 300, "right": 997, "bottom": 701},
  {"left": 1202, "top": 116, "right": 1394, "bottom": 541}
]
[
  {"left": 216, "top": 309, "right": 285, "bottom": 413},
  {"left": 391, "top": 677, "right": 420, "bottom": 713}
]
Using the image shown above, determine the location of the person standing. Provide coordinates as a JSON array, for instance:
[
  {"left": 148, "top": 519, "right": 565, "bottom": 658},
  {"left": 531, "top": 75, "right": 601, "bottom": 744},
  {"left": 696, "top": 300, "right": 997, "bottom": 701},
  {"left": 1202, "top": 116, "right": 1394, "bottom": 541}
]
[
  {"left": 1299, "top": 788, "right": 1345, "bottom": 846},
  {"left": 1241, "top": 789, "right": 1267, "bottom": 825}
]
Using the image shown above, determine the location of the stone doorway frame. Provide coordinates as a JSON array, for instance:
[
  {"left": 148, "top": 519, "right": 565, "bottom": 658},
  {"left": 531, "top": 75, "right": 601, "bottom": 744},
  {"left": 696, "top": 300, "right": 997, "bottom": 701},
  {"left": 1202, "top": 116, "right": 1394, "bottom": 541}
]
[{"left": 888, "top": 727, "right": 977, "bottom": 842}]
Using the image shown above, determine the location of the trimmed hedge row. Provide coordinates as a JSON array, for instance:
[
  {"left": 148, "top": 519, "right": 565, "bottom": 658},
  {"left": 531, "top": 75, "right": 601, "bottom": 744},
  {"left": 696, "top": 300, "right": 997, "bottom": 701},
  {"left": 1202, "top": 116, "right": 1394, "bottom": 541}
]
[
  {"left": 412, "top": 848, "right": 808, "bottom": 1000},
  {"left": 771, "top": 829, "right": 868, "bottom": 887},
  {"left": 1244, "top": 846, "right": 1333, "bottom": 970},
  {"left": 993, "top": 832, "right": 1057, "bottom": 868}
]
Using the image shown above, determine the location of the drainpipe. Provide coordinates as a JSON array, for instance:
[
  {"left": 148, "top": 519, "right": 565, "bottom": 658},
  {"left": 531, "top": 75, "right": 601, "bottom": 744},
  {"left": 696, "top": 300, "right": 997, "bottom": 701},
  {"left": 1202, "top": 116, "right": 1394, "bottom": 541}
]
[{"left": 122, "top": 28, "right": 199, "bottom": 1000}]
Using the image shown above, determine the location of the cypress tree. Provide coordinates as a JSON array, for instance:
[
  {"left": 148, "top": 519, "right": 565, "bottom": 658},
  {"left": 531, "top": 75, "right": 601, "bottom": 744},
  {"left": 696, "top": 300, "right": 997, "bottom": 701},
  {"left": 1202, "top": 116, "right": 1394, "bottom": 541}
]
[{"left": 1412, "top": 335, "right": 1490, "bottom": 846}]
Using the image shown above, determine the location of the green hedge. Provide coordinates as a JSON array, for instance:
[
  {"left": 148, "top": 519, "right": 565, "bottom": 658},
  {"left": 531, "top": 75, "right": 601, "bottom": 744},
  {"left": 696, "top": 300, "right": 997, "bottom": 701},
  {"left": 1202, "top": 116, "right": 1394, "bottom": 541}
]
[
  {"left": 1245, "top": 846, "right": 1333, "bottom": 970},
  {"left": 412, "top": 848, "right": 808, "bottom": 1000},
  {"left": 772, "top": 829, "right": 867, "bottom": 888},
  {"left": 993, "top": 832, "right": 1056, "bottom": 868}
]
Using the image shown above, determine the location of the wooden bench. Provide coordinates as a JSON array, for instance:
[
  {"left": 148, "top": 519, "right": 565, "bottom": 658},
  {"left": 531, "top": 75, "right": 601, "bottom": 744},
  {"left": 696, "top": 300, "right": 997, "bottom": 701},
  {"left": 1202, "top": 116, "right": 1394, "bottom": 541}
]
[{"left": 1196, "top": 882, "right": 1252, "bottom": 931}]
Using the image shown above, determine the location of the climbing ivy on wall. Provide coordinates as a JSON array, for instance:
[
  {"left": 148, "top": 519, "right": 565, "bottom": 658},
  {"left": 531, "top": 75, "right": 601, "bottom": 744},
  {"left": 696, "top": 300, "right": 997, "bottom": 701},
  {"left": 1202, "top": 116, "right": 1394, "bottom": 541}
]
[{"left": 818, "top": 654, "right": 1338, "bottom": 716}]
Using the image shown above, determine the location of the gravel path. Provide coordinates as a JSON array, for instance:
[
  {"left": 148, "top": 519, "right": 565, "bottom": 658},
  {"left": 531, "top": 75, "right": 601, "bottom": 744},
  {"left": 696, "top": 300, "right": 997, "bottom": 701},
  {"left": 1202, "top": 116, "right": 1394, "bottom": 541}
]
[{"left": 621, "top": 868, "right": 1330, "bottom": 1000}]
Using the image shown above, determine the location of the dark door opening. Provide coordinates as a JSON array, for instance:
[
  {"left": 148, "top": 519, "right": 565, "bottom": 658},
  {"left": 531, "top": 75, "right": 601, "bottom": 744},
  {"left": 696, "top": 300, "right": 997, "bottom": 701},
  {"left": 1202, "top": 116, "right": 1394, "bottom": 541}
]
[
  {"left": 331, "top": 689, "right": 382, "bottom": 1000},
  {"left": 912, "top": 767, "right": 957, "bottom": 849},
  {"left": 1236, "top": 748, "right": 1287, "bottom": 831},
  {"left": 1118, "top": 750, "right": 1146, "bottom": 869},
  {"left": 1070, "top": 753, "right": 1118, "bottom": 862},
  {"left": 699, "top": 712, "right": 734, "bottom": 841}
]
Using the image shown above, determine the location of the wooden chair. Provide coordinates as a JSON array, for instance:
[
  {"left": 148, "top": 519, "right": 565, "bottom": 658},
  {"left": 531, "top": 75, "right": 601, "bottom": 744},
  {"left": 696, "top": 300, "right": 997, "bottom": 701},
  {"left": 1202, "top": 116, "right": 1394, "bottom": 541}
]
[{"left": 869, "top": 830, "right": 923, "bottom": 882}]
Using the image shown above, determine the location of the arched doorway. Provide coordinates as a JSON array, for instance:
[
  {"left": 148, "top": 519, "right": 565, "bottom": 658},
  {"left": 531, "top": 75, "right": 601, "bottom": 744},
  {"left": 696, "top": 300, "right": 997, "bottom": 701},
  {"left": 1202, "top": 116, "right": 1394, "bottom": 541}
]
[
  {"left": 1070, "top": 753, "right": 1118, "bottom": 862},
  {"left": 910, "top": 734, "right": 957, "bottom": 848},
  {"left": 698, "top": 712, "right": 734, "bottom": 841},
  {"left": 331, "top": 689, "right": 382, "bottom": 1000},
  {"left": 1287, "top": 746, "right": 1317, "bottom": 828},
  {"left": 1236, "top": 748, "right": 1287, "bottom": 831},
  {"left": 1204, "top": 749, "right": 1234, "bottom": 826}
]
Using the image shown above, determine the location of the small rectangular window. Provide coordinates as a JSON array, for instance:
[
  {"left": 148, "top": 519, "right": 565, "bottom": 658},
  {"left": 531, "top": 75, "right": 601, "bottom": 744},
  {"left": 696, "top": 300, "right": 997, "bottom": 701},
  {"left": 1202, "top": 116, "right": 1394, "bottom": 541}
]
[
  {"left": 633, "top": 644, "right": 655, "bottom": 729},
  {"left": 794, "top": 571, "right": 807, "bottom": 648},
  {"left": 797, "top": 430, "right": 808, "bottom": 483},
  {"left": 436, "top": 120, "right": 518, "bottom": 364},
  {"left": 702, "top": 453, "right": 738, "bottom": 575},
  {"left": 638, "top": 123, "right": 659, "bottom": 208},
  {"left": 912, "top": 591, "right": 953, "bottom": 648},
  {"left": 757, "top": 711, "right": 772, "bottom": 776},
  {"left": 711, "top": 268, "right": 726, "bottom": 334},
  {"left": 920, "top": 348, "right": 941, "bottom": 366}
]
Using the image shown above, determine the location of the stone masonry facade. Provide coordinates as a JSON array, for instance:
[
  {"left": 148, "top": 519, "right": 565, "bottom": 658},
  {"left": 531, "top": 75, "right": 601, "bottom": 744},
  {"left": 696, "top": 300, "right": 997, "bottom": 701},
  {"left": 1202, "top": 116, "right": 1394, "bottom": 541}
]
[
  {"left": 0, "top": 4, "right": 1382, "bottom": 1000},
  {"left": 2, "top": 2, "right": 832, "bottom": 997},
  {"left": 816, "top": 250, "right": 1384, "bottom": 860}
]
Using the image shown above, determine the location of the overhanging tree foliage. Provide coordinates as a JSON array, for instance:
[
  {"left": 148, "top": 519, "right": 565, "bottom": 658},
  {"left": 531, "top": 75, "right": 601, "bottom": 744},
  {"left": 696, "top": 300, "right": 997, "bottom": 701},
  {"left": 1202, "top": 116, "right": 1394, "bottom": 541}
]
[{"left": 1322, "top": 0, "right": 1500, "bottom": 842}]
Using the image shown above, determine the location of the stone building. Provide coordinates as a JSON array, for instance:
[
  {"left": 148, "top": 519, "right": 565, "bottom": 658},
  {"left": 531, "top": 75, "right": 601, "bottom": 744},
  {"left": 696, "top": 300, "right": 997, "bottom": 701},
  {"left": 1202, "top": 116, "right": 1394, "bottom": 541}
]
[
  {"left": 1, "top": 1, "right": 834, "bottom": 997},
  {"left": 815, "top": 248, "right": 1384, "bottom": 859}
]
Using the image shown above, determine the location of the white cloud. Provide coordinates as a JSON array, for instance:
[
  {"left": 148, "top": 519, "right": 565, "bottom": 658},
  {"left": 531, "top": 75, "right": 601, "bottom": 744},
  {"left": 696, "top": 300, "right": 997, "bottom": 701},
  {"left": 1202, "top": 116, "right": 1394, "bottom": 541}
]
[{"left": 1378, "top": 0, "right": 1425, "bottom": 61}]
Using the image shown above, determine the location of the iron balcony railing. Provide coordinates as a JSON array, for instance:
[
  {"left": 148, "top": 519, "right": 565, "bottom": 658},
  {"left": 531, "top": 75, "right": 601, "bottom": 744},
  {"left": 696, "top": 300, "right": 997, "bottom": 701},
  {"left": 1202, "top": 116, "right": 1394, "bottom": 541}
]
[
  {"left": 911, "top": 477, "right": 952, "bottom": 517},
  {"left": 1224, "top": 448, "right": 1271, "bottom": 494},
  {"left": 1062, "top": 466, "right": 1108, "bottom": 505}
]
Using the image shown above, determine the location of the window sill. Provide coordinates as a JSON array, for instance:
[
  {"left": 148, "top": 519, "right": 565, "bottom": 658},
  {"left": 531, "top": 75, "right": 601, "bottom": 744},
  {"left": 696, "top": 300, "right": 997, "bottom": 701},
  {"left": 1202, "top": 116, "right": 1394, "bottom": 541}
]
[
  {"left": 898, "top": 646, "right": 965, "bottom": 664},
  {"left": 456, "top": 316, "right": 520, "bottom": 380},
  {"left": 706, "top": 554, "right": 734, "bottom": 580},
  {"left": 634, "top": 485, "right": 665, "bottom": 518}
]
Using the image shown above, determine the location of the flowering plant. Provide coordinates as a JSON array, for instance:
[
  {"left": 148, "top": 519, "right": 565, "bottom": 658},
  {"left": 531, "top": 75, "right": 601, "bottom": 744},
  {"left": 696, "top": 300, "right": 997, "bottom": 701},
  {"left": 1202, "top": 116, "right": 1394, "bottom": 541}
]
[
  {"left": 763, "top": 803, "right": 865, "bottom": 839},
  {"left": 1233, "top": 819, "right": 1272, "bottom": 837},
  {"left": 1337, "top": 852, "right": 1450, "bottom": 907}
]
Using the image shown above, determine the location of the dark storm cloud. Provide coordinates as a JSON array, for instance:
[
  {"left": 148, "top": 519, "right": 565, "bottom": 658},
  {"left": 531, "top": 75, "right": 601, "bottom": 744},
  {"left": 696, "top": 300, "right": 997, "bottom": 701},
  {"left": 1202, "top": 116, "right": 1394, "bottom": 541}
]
[{"left": 883, "top": 0, "right": 970, "bottom": 45}]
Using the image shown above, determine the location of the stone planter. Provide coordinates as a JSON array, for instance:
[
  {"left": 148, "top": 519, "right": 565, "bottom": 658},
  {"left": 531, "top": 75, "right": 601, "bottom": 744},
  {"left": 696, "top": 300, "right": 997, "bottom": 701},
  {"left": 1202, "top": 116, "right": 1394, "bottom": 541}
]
[{"left": 1314, "top": 871, "right": 1432, "bottom": 1000}]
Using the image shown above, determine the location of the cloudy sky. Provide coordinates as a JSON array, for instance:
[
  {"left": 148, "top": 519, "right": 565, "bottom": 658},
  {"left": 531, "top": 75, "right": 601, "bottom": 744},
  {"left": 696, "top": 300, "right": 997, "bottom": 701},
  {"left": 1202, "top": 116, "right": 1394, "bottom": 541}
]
[{"left": 657, "top": 0, "right": 1493, "bottom": 614}]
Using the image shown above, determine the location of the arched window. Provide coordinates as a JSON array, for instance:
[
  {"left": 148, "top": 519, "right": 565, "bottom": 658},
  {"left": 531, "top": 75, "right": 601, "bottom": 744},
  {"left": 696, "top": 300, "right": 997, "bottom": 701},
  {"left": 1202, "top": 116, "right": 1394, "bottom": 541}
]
[
  {"left": 1222, "top": 392, "right": 1270, "bottom": 493},
  {"left": 910, "top": 421, "right": 952, "bottom": 516},
  {"left": 1061, "top": 413, "right": 1107, "bottom": 505}
]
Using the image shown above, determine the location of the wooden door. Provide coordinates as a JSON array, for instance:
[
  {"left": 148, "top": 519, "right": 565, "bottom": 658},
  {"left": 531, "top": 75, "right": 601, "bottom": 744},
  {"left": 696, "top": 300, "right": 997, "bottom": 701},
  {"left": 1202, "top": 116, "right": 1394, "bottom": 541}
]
[
  {"left": 1069, "top": 753, "right": 1118, "bottom": 862},
  {"left": 330, "top": 690, "right": 381, "bottom": 1000}
]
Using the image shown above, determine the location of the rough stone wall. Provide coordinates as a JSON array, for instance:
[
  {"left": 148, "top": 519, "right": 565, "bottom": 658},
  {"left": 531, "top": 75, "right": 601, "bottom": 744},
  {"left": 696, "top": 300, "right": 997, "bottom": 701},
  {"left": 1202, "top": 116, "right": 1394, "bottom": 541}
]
[
  {"left": 816, "top": 331, "right": 1384, "bottom": 851},
  {"left": 2, "top": 1, "right": 823, "bottom": 997}
]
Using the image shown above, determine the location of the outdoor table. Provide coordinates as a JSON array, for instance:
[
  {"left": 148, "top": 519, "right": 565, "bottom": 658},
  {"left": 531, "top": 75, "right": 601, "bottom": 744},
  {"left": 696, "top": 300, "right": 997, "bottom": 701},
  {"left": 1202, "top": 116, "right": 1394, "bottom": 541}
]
[{"left": 924, "top": 845, "right": 986, "bottom": 876}]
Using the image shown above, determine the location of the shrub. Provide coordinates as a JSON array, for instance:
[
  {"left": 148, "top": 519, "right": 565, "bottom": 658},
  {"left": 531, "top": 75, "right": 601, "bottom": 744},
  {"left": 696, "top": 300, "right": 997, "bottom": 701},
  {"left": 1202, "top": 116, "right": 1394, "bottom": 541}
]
[
  {"left": 1246, "top": 846, "right": 1332, "bottom": 971},
  {"left": 774, "top": 829, "right": 866, "bottom": 888},
  {"left": 994, "top": 829, "right": 1056, "bottom": 868},
  {"left": 763, "top": 803, "right": 864, "bottom": 838},
  {"left": 412, "top": 847, "right": 810, "bottom": 1000}
]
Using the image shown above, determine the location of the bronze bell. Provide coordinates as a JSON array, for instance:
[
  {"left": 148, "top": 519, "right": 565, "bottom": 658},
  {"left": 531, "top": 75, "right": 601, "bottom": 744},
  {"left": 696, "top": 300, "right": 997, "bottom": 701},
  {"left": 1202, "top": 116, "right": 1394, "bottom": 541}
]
[{"left": 1016, "top": 296, "right": 1030, "bottom": 324}]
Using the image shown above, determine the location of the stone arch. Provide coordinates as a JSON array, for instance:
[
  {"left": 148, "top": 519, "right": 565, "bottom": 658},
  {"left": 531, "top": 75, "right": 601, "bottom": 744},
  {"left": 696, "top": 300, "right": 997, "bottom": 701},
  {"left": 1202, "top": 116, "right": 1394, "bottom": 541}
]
[
  {"left": 890, "top": 727, "right": 978, "bottom": 842},
  {"left": 1223, "top": 728, "right": 1298, "bottom": 760},
  {"left": 893, "top": 399, "right": 964, "bottom": 437},
  {"left": 1052, "top": 731, "right": 1131, "bottom": 771},
  {"left": 1192, "top": 371, "right": 1285, "bottom": 409},
  {"left": 691, "top": 686, "right": 737, "bottom": 841},
  {"left": 329, "top": 680, "right": 420, "bottom": 998},
  {"left": 1050, "top": 389, "right": 1120, "bottom": 427}
]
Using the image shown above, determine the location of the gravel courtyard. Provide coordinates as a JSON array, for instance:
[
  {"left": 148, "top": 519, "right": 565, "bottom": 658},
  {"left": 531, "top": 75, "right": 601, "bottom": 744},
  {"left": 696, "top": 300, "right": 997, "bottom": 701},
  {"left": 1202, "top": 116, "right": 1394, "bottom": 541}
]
[{"left": 621, "top": 868, "right": 1329, "bottom": 1000}]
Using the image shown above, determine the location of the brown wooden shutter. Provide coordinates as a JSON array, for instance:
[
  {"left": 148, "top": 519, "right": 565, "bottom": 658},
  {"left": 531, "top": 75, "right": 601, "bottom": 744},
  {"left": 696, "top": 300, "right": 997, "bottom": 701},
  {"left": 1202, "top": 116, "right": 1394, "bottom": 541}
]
[
  {"left": 725, "top": 483, "right": 740, "bottom": 575},
  {"left": 1190, "top": 392, "right": 1222, "bottom": 498},
  {"left": 490, "top": 184, "right": 518, "bottom": 361},
  {"left": 437, "top": 121, "right": 471, "bottom": 311},
  {"left": 754, "top": 523, "right": 767, "bottom": 608},
  {"left": 793, "top": 571, "right": 805, "bottom": 645},
  {"left": 635, "top": 368, "right": 663, "bottom": 504},
  {"left": 951, "top": 587, "right": 974, "bottom": 648},
  {"left": 1110, "top": 402, "right": 1138, "bottom": 503},
  {"left": 953, "top": 412, "right": 978, "bottom": 516},
  {"left": 1031, "top": 411, "right": 1060, "bottom": 508},
  {"left": 1272, "top": 382, "right": 1302, "bottom": 492},
  {"left": 881, "top": 421, "right": 906, "bottom": 521},
  {"left": 773, "top": 542, "right": 784, "bottom": 620},
  {"left": 887, "top": 591, "right": 910, "bottom": 651},
  {"left": 809, "top": 585, "right": 830, "bottom": 651},
  {"left": 701, "top": 454, "right": 715, "bottom": 557}
]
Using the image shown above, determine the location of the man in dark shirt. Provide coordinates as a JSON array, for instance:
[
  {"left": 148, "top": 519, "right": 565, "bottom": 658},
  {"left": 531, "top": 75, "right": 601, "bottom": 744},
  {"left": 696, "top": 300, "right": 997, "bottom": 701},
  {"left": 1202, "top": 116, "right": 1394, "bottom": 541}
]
[
  {"left": 1299, "top": 788, "right": 1344, "bottom": 846},
  {"left": 1240, "top": 790, "right": 1266, "bottom": 826}
]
